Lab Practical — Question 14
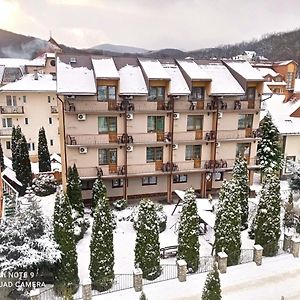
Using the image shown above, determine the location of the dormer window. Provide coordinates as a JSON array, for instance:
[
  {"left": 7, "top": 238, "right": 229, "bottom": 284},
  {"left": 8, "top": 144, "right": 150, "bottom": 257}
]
[
  {"left": 70, "top": 57, "right": 77, "bottom": 63},
  {"left": 97, "top": 85, "right": 116, "bottom": 101},
  {"left": 148, "top": 87, "right": 165, "bottom": 101}
]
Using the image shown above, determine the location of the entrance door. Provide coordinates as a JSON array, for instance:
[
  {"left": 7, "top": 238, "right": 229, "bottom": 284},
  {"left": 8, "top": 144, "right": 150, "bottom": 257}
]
[{"left": 108, "top": 149, "right": 117, "bottom": 173}]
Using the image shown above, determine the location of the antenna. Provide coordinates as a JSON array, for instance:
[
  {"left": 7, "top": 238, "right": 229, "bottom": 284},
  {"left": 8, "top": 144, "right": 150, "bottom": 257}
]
[{"left": 49, "top": 30, "right": 52, "bottom": 39}]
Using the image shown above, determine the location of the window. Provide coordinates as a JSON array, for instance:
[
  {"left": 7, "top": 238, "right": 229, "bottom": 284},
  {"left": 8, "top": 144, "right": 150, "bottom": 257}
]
[
  {"left": 214, "top": 172, "right": 224, "bottom": 181},
  {"left": 191, "top": 87, "right": 205, "bottom": 100},
  {"left": 2, "top": 118, "right": 12, "bottom": 128},
  {"left": 236, "top": 143, "right": 251, "bottom": 160},
  {"left": 173, "top": 174, "right": 187, "bottom": 183},
  {"left": 142, "top": 176, "right": 157, "bottom": 185},
  {"left": 185, "top": 145, "right": 201, "bottom": 160},
  {"left": 286, "top": 72, "right": 294, "bottom": 89},
  {"left": 246, "top": 87, "right": 256, "bottom": 100},
  {"left": 24, "top": 118, "right": 29, "bottom": 125},
  {"left": 6, "top": 95, "right": 17, "bottom": 106},
  {"left": 23, "top": 96, "right": 26, "bottom": 103},
  {"left": 6, "top": 141, "right": 11, "bottom": 150},
  {"left": 146, "top": 147, "right": 163, "bottom": 162},
  {"left": 285, "top": 156, "right": 296, "bottom": 174},
  {"left": 82, "top": 179, "right": 95, "bottom": 190},
  {"left": 27, "top": 143, "right": 35, "bottom": 151},
  {"left": 98, "top": 148, "right": 117, "bottom": 165},
  {"left": 187, "top": 115, "right": 203, "bottom": 131},
  {"left": 50, "top": 139, "right": 54, "bottom": 146},
  {"left": 147, "top": 116, "right": 165, "bottom": 133},
  {"left": 48, "top": 96, "right": 51, "bottom": 103},
  {"left": 148, "top": 87, "right": 165, "bottom": 101},
  {"left": 48, "top": 117, "right": 52, "bottom": 124},
  {"left": 98, "top": 117, "right": 117, "bottom": 133},
  {"left": 238, "top": 114, "right": 253, "bottom": 129},
  {"left": 274, "top": 76, "right": 282, "bottom": 82},
  {"left": 112, "top": 179, "right": 124, "bottom": 188},
  {"left": 97, "top": 86, "right": 116, "bottom": 101}
]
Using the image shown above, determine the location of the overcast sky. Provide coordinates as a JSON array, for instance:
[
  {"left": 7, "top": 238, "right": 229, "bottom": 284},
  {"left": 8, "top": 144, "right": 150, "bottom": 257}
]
[{"left": 1, "top": 0, "right": 300, "bottom": 51}]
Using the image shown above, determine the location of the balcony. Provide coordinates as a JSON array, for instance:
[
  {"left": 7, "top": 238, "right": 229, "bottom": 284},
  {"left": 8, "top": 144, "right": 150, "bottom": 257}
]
[
  {"left": 218, "top": 99, "right": 261, "bottom": 111},
  {"left": 51, "top": 106, "right": 58, "bottom": 113},
  {"left": 77, "top": 165, "right": 124, "bottom": 178},
  {"left": 0, "top": 128, "right": 13, "bottom": 136},
  {"left": 0, "top": 106, "right": 24, "bottom": 115},
  {"left": 204, "top": 158, "right": 258, "bottom": 170},
  {"left": 173, "top": 131, "right": 215, "bottom": 144},
  {"left": 217, "top": 129, "right": 260, "bottom": 141},
  {"left": 130, "top": 132, "right": 171, "bottom": 145},
  {"left": 174, "top": 100, "right": 216, "bottom": 112}
]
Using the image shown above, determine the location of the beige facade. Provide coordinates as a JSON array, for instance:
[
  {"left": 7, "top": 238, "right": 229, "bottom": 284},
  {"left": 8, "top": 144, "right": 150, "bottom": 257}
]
[{"left": 57, "top": 55, "right": 264, "bottom": 201}]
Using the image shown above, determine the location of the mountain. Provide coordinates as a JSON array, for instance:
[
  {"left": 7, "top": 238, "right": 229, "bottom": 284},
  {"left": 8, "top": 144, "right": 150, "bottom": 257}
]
[{"left": 90, "top": 43, "right": 148, "bottom": 54}]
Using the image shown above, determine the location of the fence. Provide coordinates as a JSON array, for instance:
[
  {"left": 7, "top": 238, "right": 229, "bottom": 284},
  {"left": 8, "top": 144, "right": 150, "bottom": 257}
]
[
  {"left": 189, "top": 256, "right": 215, "bottom": 275},
  {"left": 39, "top": 285, "right": 83, "bottom": 300},
  {"left": 142, "top": 264, "right": 178, "bottom": 286}
]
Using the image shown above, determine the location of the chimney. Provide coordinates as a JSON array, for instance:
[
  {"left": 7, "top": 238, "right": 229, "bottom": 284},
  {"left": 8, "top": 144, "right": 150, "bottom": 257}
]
[{"left": 34, "top": 69, "right": 39, "bottom": 80}]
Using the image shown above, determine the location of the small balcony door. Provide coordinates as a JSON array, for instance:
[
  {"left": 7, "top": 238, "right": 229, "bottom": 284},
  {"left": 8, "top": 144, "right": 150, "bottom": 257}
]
[
  {"left": 236, "top": 143, "right": 251, "bottom": 164},
  {"left": 98, "top": 117, "right": 117, "bottom": 142},
  {"left": 109, "top": 149, "right": 117, "bottom": 173}
]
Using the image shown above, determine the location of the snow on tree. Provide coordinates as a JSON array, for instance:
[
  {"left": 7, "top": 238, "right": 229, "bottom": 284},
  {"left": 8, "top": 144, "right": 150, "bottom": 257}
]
[
  {"left": 38, "top": 127, "right": 51, "bottom": 172},
  {"left": 177, "top": 188, "right": 200, "bottom": 272},
  {"left": 214, "top": 179, "right": 241, "bottom": 266},
  {"left": 0, "top": 193, "right": 61, "bottom": 275},
  {"left": 257, "top": 113, "right": 283, "bottom": 173},
  {"left": 89, "top": 181, "right": 114, "bottom": 291},
  {"left": 232, "top": 154, "right": 249, "bottom": 229},
  {"left": 134, "top": 199, "right": 161, "bottom": 280},
  {"left": 53, "top": 191, "right": 79, "bottom": 294},
  {"left": 201, "top": 263, "right": 222, "bottom": 300},
  {"left": 289, "top": 163, "right": 300, "bottom": 192},
  {"left": 15, "top": 134, "right": 32, "bottom": 191},
  {"left": 32, "top": 173, "right": 57, "bottom": 196},
  {"left": 284, "top": 192, "right": 295, "bottom": 229},
  {"left": 11, "top": 125, "right": 22, "bottom": 172},
  {"left": 0, "top": 142, "right": 4, "bottom": 171},
  {"left": 254, "top": 170, "right": 281, "bottom": 256},
  {"left": 91, "top": 174, "right": 107, "bottom": 217},
  {"left": 67, "top": 164, "right": 88, "bottom": 240},
  {"left": 140, "top": 291, "right": 148, "bottom": 300}
]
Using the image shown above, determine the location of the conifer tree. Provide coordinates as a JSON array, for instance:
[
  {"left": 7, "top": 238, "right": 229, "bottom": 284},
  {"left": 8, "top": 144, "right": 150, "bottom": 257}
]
[
  {"left": 254, "top": 170, "right": 281, "bottom": 256},
  {"left": 214, "top": 180, "right": 241, "bottom": 266},
  {"left": 134, "top": 199, "right": 161, "bottom": 280},
  {"left": 177, "top": 188, "right": 200, "bottom": 272},
  {"left": 38, "top": 127, "right": 51, "bottom": 172},
  {"left": 89, "top": 179, "right": 114, "bottom": 291},
  {"left": 53, "top": 191, "right": 79, "bottom": 294},
  {"left": 284, "top": 192, "right": 295, "bottom": 229},
  {"left": 0, "top": 142, "right": 4, "bottom": 171},
  {"left": 11, "top": 125, "right": 22, "bottom": 171},
  {"left": 201, "top": 264, "right": 222, "bottom": 300},
  {"left": 289, "top": 166, "right": 300, "bottom": 192},
  {"left": 140, "top": 292, "right": 148, "bottom": 300},
  {"left": 15, "top": 134, "right": 32, "bottom": 190},
  {"left": 257, "top": 113, "right": 283, "bottom": 173},
  {"left": 232, "top": 154, "right": 249, "bottom": 229},
  {"left": 91, "top": 174, "right": 107, "bottom": 216}
]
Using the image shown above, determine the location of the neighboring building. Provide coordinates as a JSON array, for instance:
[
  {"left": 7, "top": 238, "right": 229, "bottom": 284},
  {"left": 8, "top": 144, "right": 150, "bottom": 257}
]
[
  {"left": 264, "top": 94, "right": 300, "bottom": 178},
  {"left": 0, "top": 72, "right": 59, "bottom": 161},
  {"left": 57, "top": 54, "right": 264, "bottom": 201}
]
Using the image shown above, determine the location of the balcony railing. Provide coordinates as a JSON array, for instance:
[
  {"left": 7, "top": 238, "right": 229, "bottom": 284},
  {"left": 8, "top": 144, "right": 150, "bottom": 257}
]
[
  {"left": 51, "top": 106, "right": 58, "bottom": 113},
  {"left": 204, "top": 158, "right": 257, "bottom": 169},
  {"left": 0, "top": 106, "right": 24, "bottom": 114},
  {"left": 217, "top": 129, "right": 260, "bottom": 140},
  {"left": 173, "top": 131, "right": 216, "bottom": 143},
  {"left": 0, "top": 128, "right": 13, "bottom": 136}
]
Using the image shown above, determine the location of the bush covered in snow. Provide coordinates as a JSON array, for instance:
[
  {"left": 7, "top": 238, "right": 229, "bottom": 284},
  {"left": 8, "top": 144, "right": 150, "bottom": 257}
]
[
  {"left": 131, "top": 203, "right": 167, "bottom": 233},
  {"left": 113, "top": 198, "right": 128, "bottom": 211},
  {"left": 32, "top": 174, "right": 57, "bottom": 196}
]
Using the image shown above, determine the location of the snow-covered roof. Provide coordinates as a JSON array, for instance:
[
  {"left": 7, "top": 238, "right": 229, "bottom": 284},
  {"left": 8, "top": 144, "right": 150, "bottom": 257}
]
[
  {"left": 277, "top": 60, "right": 296, "bottom": 66},
  {"left": 0, "top": 73, "right": 56, "bottom": 92},
  {"left": 119, "top": 64, "right": 148, "bottom": 95},
  {"left": 46, "top": 53, "right": 56, "bottom": 58},
  {"left": 2, "top": 167, "right": 22, "bottom": 186},
  {"left": 4, "top": 156, "right": 12, "bottom": 170},
  {"left": 26, "top": 55, "right": 46, "bottom": 67},
  {"left": 225, "top": 61, "right": 264, "bottom": 81},
  {"left": 176, "top": 60, "right": 211, "bottom": 81},
  {"left": 162, "top": 63, "right": 190, "bottom": 95},
  {"left": 91, "top": 58, "right": 120, "bottom": 79},
  {"left": 139, "top": 59, "right": 170, "bottom": 80},
  {"left": 199, "top": 64, "right": 245, "bottom": 95},
  {"left": 266, "top": 81, "right": 286, "bottom": 86},
  {"left": 0, "top": 58, "right": 29, "bottom": 68},
  {"left": 262, "top": 83, "right": 273, "bottom": 95},
  {"left": 56, "top": 58, "right": 96, "bottom": 95},
  {"left": 294, "top": 79, "right": 300, "bottom": 93},
  {"left": 50, "top": 153, "right": 61, "bottom": 164},
  {"left": 256, "top": 67, "right": 279, "bottom": 78},
  {"left": 198, "top": 210, "right": 215, "bottom": 228},
  {"left": 0, "top": 65, "right": 4, "bottom": 82},
  {"left": 264, "top": 94, "right": 300, "bottom": 135}
]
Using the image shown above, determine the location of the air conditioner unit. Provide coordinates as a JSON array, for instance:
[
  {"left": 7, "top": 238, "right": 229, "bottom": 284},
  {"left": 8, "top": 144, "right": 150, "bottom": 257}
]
[
  {"left": 173, "top": 112, "right": 180, "bottom": 120},
  {"left": 126, "top": 113, "right": 133, "bottom": 120},
  {"left": 216, "top": 142, "right": 221, "bottom": 148},
  {"left": 218, "top": 112, "right": 223, "bottom": 119},
  {"left": 172, "top": 144, "right": 178, "bottom": 150},
  {"left": 66, "top": 95, "right": 75, "bottom": 99},
  {"left": 126, "top": 145, "right": 133, "bottom": 152},
  {"left": 79, "top": 147, "right": 88, "bottom": 154},
  {"left": 77, "top": 114, "right": 86, "bottom": 121}
]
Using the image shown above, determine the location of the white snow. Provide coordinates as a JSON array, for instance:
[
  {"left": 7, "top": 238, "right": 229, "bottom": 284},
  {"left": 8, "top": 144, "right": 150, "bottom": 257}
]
[
  {"left": 139, "top": 59, "right": 171, "bottom": 80},
  {"left": 1, "top": 167, "right": 22, "bottom": 186},
  {"left": 118, "top": 64, "right": 148, "bottom": 95},
  {"left": 91, "top": 58, "right": 120, "bottom": 79},
  {"left": 176, "top": 60, "right": 211, "bottom": 81},
  {"left": 198, "top": 210, "right": 215, "bottom": 228},
  {"left": 256, "top": 67, "right": 279, "bottom": 78},
  {"left": 294, "top": 79, "right": 300, "bottom": 93},
  {"left": 31, "top": 161, "right": 62, "bottom": 174},
  {"left": 26, "top": 54, "right": 46, "bottom": 66},
  {"left": 198, "top": 64, "right": 245, "bottom": 95},
  {"left": 174, "top": 190, "right": 213, "bottom": 211},
  {"left": 56, "top": 58, "right": 96, "bottom": 95},
  {"left": 0, "top": 58, "right": 29, "bottom": 68},
  {"left": 224, "top": 61, "right": 264, "bottom": 81},
  {"left": 0, "top": 73, "right": 56, "bottom": 92},
  {"left": 162, "top": 63, "right": 190, "bottom": 95},
  {"left": 3, "top": 155, "right": 12, "bottom": 169},
  {"left": 50, "top": 153, "right": 61, "bottom": 164}
]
